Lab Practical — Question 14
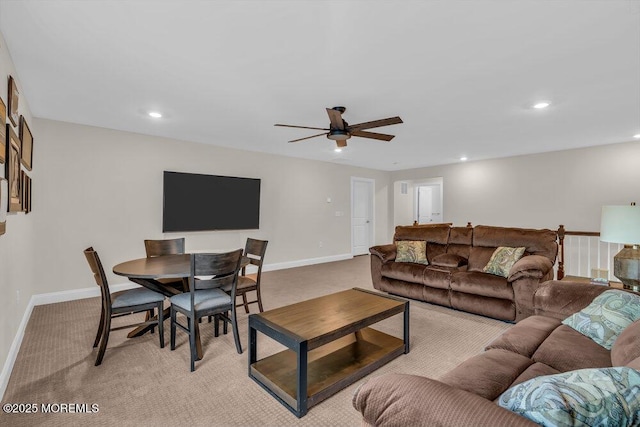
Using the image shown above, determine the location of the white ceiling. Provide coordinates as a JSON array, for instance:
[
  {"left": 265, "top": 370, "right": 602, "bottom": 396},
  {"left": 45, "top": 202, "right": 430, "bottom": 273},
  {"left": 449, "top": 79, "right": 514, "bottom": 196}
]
[{"left": 1, "top": 1, "right": 638, "bottom": 171}]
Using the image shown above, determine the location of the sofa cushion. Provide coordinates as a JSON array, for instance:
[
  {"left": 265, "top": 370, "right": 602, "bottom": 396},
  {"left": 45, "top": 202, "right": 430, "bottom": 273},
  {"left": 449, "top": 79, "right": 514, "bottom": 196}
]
[
  {"left": 394, "top": 224, "right": 450, "bottom": 244},
  {"left": 483, "top": 246, "right": 526, "bottom": 278},
  {"left": 395, "top": 240, "right": 429, "bottom": 265},
  {"left": 486, "top": 315, "right": 562, "bottom": 357},
  {"left": 468, "top": 246, "right": 496, "bottom": 272},
  {"left": 381, "top": 262, "right": 428, "bottom": 283},
  {"left": 562, "top": 289, "right": 640, "bottom": 350},
  {"left": 472, "top": 225, "right": 558, "bottom": 261},
  {"left": 431, "top": 253, "right": 468, "bottom": 268},
  {"left": 446, "top": 226, "right": 473, "bottom": 258},
  {"left": 532, "top": 325, "right": 612, "bottom": 372},
  {"left": 422, "top": 266, "right": 452, "bottom": 290},
  {"left": 510, "top": 362, "right": 560, "bottom": 387},
  {"left": 612, "top": 319, "right": 640, "bottom": 367},
  {"left": 451, "top": 271, "right": 514, "bottom": 300},
  {"left": 498, "top": 367, "right": 640, "bottom": 427},
  {"left": 440, "top": 349, "right": 533, "bottom": 401}
]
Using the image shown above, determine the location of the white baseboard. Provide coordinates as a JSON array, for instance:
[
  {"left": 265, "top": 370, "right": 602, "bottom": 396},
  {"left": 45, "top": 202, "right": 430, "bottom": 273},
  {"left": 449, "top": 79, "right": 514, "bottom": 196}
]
[
  {"left": 262, "top": 253, "right": 353, "bottom": 272},
  {"left": 0, "top": 253, "right": 354, "bottom": 399}
]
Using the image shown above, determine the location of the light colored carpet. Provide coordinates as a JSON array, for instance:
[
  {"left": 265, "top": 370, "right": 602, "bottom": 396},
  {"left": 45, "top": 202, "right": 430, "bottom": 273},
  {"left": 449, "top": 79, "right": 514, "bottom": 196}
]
[{"left": 1, "top": 255, "right": 511, "bottom": 426}]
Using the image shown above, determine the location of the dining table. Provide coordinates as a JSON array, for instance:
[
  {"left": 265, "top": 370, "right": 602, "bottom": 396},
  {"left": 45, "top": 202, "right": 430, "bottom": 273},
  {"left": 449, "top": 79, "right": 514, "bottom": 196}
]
[{"left": 113, "top": 253, "right": 249, "bottom": 360}]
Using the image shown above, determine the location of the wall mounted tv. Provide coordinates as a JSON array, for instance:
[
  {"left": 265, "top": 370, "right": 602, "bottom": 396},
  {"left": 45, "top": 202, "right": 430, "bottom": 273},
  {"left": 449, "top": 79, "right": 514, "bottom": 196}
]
[{"left": 163, "top": 171, "right": 261, "bottom": 232}]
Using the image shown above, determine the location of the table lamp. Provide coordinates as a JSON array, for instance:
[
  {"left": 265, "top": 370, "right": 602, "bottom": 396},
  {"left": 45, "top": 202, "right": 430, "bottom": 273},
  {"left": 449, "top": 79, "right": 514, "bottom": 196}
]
[{"left": 600, "top": 203, "right": 640, "bottom": 291}]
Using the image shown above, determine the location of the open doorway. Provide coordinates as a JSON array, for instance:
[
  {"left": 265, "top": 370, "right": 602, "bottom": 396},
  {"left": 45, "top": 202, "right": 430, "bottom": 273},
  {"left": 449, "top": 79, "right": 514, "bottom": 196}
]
[
  {"left": 393, "top": 177, "right": 443, "bottom": 226},
  {"left": 415, "top": 182, "right": 443, "bottom": 224}
]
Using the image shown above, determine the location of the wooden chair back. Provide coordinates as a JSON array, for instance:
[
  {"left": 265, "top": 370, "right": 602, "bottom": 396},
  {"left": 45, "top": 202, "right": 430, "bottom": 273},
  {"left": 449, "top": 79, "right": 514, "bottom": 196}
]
[
  {"left": 84, "top": 247, "right": 112, "bottom": 310},
  {"left": 144, "top": 238, "right": 185, "bottom": 257},
  {"left": 243, "top": 238, "right": 268, "bottom": 279},
  {"left": 190, "top": 249, "right": 244, "bottom": 294}
]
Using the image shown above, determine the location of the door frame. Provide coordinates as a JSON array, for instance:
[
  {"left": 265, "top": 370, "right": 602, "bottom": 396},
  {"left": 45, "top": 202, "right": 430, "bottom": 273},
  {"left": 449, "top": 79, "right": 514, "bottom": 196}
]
[{"left": 351, "top": 177, "right": 375, "bottom": 256}]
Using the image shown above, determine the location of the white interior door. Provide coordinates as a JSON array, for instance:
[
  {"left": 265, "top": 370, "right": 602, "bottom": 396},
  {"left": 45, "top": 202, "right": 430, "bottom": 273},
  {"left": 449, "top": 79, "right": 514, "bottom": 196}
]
[
  {"left": 352, "top": 178, "right": 374, "bottom": 256},
  {"left": 416, "top": 183, "right": 443, "bottom": 223}
]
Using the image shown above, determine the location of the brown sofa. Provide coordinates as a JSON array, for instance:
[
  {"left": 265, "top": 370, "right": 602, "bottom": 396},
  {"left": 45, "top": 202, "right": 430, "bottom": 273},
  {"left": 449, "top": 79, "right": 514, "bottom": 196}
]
[
  {"left": 370, "top": 224, "right": 558, "bottom": 322},
  {"left": 352, "top": 281, "right": 640, "bottom": 426}
]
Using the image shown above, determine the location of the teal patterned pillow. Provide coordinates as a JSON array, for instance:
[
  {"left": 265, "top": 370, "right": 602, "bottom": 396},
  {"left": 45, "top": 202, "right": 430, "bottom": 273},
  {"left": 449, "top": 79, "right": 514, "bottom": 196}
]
[
  {"left": 498, "top": 367, "right": 640, "bottom": 427},
  {"left": 483, "top": 246, "right": 526, "bottom": 277},
  {"left": 395, "top": 241, "right": 429, "bottom": 265},
  {"left": 562, "top": 290, "right": 640, "bottom": 349}
]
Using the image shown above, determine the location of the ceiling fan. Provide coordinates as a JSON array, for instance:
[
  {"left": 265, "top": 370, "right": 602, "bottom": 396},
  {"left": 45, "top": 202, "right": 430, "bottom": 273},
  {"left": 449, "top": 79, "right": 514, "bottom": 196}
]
[{"left": 275, "top": 106, "right": 403, "bottom": 148}]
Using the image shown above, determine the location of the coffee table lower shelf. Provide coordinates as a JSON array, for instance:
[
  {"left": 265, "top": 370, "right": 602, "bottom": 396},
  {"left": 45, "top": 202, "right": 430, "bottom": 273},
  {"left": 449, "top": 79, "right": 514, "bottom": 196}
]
[{"left": 250, "top": 327, "right": 404, "bottom": 415}]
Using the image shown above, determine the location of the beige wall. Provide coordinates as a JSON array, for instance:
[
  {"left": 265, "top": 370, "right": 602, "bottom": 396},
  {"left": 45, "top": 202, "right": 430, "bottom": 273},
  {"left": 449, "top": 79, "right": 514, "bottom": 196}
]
[
  {"left": 391, "top": 141, "right": 640, "bottom": 231},
  {"left": 32, "top": 119, "right": 392, "bottom": 292},
  {"left": 0, "top": 31, "right": 35, "bottom": 386}
]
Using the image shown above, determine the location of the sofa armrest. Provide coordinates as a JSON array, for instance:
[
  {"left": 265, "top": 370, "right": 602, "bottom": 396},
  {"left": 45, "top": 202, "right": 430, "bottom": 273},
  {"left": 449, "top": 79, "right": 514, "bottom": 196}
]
[
  {"left": 507, "top": 255, "right": 553, "bottom": 282},
  {"left": 432, "top": 253, "right": 468, "bottom": 268},
  {"left": 352, "top": 374, "right": 538, "bottom": 427},
  {"left": 533, "top": 280, "right": 610, "bottom": 320},
  {"left": 369, "top": 244, "right": 396, "bottom": 263}
]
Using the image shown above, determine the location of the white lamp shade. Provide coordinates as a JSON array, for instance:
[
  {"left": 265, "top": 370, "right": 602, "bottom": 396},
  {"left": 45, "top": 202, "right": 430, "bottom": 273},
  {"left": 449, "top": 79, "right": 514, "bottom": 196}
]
[{"left": 600, "top": 205, "right": 640, "bottom": 244}]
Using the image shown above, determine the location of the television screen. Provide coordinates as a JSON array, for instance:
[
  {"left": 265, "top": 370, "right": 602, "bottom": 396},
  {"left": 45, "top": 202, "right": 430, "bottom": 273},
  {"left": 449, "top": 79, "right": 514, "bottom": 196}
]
[{"left": 163, "top": 171, "right": 261, "bottom": 232}]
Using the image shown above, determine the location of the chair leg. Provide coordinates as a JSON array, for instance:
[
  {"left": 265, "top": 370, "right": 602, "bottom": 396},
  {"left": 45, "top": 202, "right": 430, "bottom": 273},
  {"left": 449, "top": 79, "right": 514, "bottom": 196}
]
[
  {"left": 231, "top": 306, "right": 242, "bottom": 354},
  {"left": 95, "top": 314, "right": 112, "bottom": 366},
  {"left": 157, "top": 304, "right": 164, "bottom": 349},
  {"left": 93, "top": 306, "right": 105, "bottom": 348},
  {"left": 223, "top": 312, "right": 228, "bottom": 335},
  {"left": 214, "top": 314, "right": 219, "bottom": 337},
  {"left": 170, "top": 308, "right": 176, "bottom": 351},
  {"left": 242, "top": 292, "right": 250, "bottom": 314},
  {"left": 188, "top": 316, "right": 196, "bottom": 372},
  {"left": 256, "top": 287, "right": 264, "bottom": 313},
  {"left": 147, "top": 309, "right": 155, "bottom": 334}
]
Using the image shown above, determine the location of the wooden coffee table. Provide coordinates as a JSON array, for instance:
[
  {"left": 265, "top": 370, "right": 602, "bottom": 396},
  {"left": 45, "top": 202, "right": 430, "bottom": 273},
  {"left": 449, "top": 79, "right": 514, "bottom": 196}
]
[{"left": 248, "top": 288, "right": 409, "bottom": 417}]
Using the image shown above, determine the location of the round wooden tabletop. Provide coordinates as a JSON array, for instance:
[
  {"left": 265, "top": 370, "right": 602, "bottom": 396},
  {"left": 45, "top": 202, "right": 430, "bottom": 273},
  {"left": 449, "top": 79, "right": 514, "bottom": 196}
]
[{"left": 113, "top": 254, "right": 191, "bottom": 279}]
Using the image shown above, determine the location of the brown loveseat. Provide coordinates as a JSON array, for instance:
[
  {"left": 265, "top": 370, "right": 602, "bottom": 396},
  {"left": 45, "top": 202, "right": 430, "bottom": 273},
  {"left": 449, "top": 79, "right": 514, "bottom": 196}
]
[
  {"left": 370, "top": 224, "right": 558, "bottom": 322},
  {"left": 352, "top": 281, "right": 640, "bottom": 426}
]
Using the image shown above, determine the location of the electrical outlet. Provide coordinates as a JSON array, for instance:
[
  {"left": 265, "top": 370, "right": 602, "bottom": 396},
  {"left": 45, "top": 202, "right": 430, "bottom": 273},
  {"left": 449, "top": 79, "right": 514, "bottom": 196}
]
[
  {"left": 319, "top": 241, "right": 323, "bottom": 248},
  {"left": 16, "top": 290, "right": 20, "bottom": 303}
]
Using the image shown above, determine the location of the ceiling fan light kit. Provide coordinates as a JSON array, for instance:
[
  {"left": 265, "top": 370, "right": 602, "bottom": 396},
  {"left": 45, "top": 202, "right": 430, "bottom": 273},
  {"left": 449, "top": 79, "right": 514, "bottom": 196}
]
[{"left": 275, "top": 106, "right": 402, "bottom": 148}]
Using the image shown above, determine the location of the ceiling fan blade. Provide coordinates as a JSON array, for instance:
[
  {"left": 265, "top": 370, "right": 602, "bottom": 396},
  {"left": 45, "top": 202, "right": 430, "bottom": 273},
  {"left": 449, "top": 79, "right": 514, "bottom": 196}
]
[
  {"left": 326, "top": 108, "right": 345, "bottom": 130},
  {"left": 336, "top": 140, "right": 348, "bottom": 148},
  {"left": 350, "top": 130, "right": 395, "bottom": 141},
  {"left": 347, "top": 116, "right": 403, "bottom": 131},
  {"left": 275, "top": 124, "right": 329, "bottom": 131},
  {"left": 288, "top": 132, "right": 328, "bottom": 143}
]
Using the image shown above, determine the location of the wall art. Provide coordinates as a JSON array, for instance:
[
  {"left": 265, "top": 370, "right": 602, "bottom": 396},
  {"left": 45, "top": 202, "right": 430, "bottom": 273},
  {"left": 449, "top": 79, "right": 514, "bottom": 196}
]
[
  {"left": 6, "top": 124, "right": 22, "bottom": 212},
  {"left": 19, "top": 115, "right": 33, "bottom": 170},
  {"left": 7, "top": 76, "right": 19, "bottom": 127}
]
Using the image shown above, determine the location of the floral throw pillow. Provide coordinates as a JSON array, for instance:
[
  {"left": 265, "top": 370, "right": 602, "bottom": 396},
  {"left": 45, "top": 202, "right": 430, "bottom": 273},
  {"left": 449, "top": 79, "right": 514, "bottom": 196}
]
[
  {"left": 482, "top": 246, "right": 526, "bottom": 277},
  {"left": 498, "top": 367, "right": 640, "bottom": 427},
  {"left": 562, "top": 289, "right": 640, "bottom": 349},
  {"left": 395, "top": 241, "right": 429, "bottom": 265}
]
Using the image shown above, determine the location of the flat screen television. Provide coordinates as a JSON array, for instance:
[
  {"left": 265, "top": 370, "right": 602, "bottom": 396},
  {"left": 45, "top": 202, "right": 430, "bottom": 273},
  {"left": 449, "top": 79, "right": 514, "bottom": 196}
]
[{"left": 162, "top": 171, "right": 261, "bottom": 232}]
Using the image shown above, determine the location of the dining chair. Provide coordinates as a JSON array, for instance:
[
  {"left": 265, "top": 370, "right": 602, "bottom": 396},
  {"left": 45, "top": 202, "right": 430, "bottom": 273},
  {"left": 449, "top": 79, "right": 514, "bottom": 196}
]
[
  {"left": 144, "top": 238, "right": 185, "bottom": 257},
  {"left": 170, "top": 249, "right": 244, "bottom": 372},
  {"left": 234, "top": 238, "right": 268, "bottom": 313},
  {"left": 144, "top": 237, "right": 186, "bottom": 293},
  {"left": 84, "top": 247, "right": 166, "bottom": 366}
]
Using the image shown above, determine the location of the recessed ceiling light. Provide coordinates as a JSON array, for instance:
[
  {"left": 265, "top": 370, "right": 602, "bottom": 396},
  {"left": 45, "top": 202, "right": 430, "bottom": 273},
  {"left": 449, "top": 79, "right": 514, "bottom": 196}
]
[
  {"left": 532, "top": 102, "right": 550, "bottom": 109},
  {"left": 460, "top": 156, "right": 468, "bottom": 161},
  {"left": 148, "top": 111, "right": 162, "bottom": 118},
  {"left": 633, "top": 134, "right": 640, "bottom": 139},
  {"left": 334, "top": 148, "right": 342, "bottom": 153}
]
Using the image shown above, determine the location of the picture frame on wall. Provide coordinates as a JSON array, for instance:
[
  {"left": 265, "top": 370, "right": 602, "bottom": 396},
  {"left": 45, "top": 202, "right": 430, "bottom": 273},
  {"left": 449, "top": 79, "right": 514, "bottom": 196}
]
[
  {"left": 6, "top": 124, "right": 22, "bottom": 212},
  {"left": 0, "top": 98, "right": 6, "bottom": 164},
  {"left": 0, "top": 178, "right": 7, "bottom": 235},
  {"left": 19, "top": 116, "right": 33, "bottom": 170},
  {"left": 21, "top": 170, "right": 31, "bottom": 214},
  {"left": 8, "top": 76, "right": 19, "bottom": 127}
]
